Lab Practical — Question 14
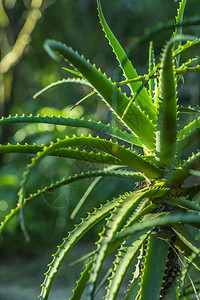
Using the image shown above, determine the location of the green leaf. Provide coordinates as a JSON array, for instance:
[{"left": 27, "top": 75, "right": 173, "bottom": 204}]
[
  {"left": 115, "top": 212, "right": 200, "bottom": 242},
  {"left": 5, "top": 136, "right": 133, "bottom": 237},
  {"left": 38, "top": 199, "right": 117, "bottom": 299},
  {"left": 175, "top": 237, "right": 200, "bottom": 272},
  {"left": 87, "top": 187, "right": 170, "bottom": 297},
  {"left": 62, "top": 66, "right": 82, "bottom": 77},
  {"left": 178, "top": 56, "right": 200, "bottom": 69},
  {"left": 178, "top": 105, "right": 200, "bottom": 114},
  {"left": 138, "top": 231, "right": 172, "bottom": 300},
  {"left": 173, "top": 38, "right": 200, "bottom": 58},
  {"left": 156, "top": 37, "right": 177, "bottom": 167},
  {"left": 70, "top": 258, "right": 93, "bottom": 300},
  {"left": 156, "top": 35, "right": 197, "bottom": 167},
  {"left": 87, "top": 188, "right": 150, "bottom": 297},
  {"left": 172, "top": 224, "right": 200, "bottom": 255},
  {"left": 44, "top": 40, "right": 156, "bottom": 150},
  {"left": 123, "top": 276, "right": 141, "bottom": 300},
  {"left": 33, "top": 78, "right": 92, "bottom": 99},
  {"left": 157, "top": 196, "right": 200, "bottom": 213},
  {"left": 104, "top": 230, "right": 150, "bottom": 300},
  {"left": 0, "top": 114, "right": 142, "bottom": 146},
  {"left": 167, "top": 151, "right": 200, "bottom": 186},
  {"left": 177, "top": 117, "right": 200, "bottom": 152},
  {"left": 148, "top": 41, "right": 157, "bottom": 101},
  {"left": 70, "top": 91, "right": 97, "bottom": 110},
  {"left": 0, "top": 143, "right": 123, "bottom": 165},
  {"left": 175, "top": 64, "right": 200, "bottom": 75},
  {"left": 163, "top": 282, "right": 180, "bottom": 300},
  {"left": 2, "top": 134, "right": 161, "bottom": 236},
  {"left": 178, "top": 117, "right": 200, "bottom": 139},
  {"left": 70, "top": 177, "right": 102, "bottom": 220},
  {"left": 124, "top": 199, "right": 156, "bottom": 229},
  {"left": 173, "top": 0, "right": 187, "bottom": 65},
  {"left": 0, "top": 169, "right": 142, "bottom": 235},
  {"left": 28, "top": 168, "right": 142, "bottom": 206},
  {"left": 97, "top": 0, "right": 156, "bottom": 121},
  {"left": 17, "top": 135, "right": 160, "bottom": 179},
  {"left": 70, "top": 166, "right": 138, "bottom": 219}
]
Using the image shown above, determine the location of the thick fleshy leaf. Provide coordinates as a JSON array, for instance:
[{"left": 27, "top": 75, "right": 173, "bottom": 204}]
[
  {"left": 138, "top": 231, "right": 172, "bottom": 300},
  {"left": 87, "top": 187, "right": 171, "bottom": 297},
  {"left": 167, "top": 151, "right": 200, "bottom": 186},
  {"left": 156, "top": 35, "right": 196, "bottom": 167},
  {"left": 115, "top": 212, "right": 200, "bottom": 242},
  {"left": 0, "top": 114, "right": 142, "bottom": 146},
  {"left": 174, "top": 236, "right": 200, "bottom": 272},
  {"left": 157, "top": 196, "right": 200, "bottom": 213},
  {"left": 87, "top": 189, "right": 151, "bottom": 297},
  {"left": 97, "top": 0, "right": 156, "bottom": 121},
  {"left": 104, "top": 230, "right": 150, "bottom": 300},
  {"left": 70, "top": 258, "right": 93, "bottom": 300},
  {"left": 177, "top": 116, "right": 200, "bottom": 153},
  {"left": 156, "top": 37, "right": 177, "bottom": 167},
  {"left": 0, "top": 143, "right": 122, "bottom": 165},
  {"left": 172, "top": 224, "right": 200, "bottom": 255},
  {"left": 9, "top": 135, "right": 160, "bottom": 179},
  {"left": 38, "top": 199, "right": 117, "bottom": 299},
  {"left": 173, "top": 38, "right": 200, "bottom": 58},
  {"left": 0, "top": 168, "right": 142, "bottom": 235},
  {"left": 44, "top": 40, "right": 156, "bottom": 150}
]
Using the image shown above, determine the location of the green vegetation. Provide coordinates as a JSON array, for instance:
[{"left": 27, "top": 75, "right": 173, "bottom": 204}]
[{"left": 1, "top": 0, "right": 200, "bottom": 299}]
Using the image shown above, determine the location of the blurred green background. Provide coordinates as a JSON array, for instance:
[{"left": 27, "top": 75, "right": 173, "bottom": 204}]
[{"left": 0, "top": 0, "right": 199, "bottom": 298}]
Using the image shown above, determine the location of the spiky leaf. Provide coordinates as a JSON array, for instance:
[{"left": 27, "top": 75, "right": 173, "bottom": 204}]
[
  {"left": 138, "top": 231, "right": 172, "bottom": 300},
  {"left": 97, "top": 0, "right": 156, "bottom": 121},
  {"left": 44, "top": 40, "right": 156, "bottom": 150},
  {"left": 38, "top": 199, "right": 117, "bottom": 299},
  {"left": 156, "top": 38, "right": 177, "bottom": 167},
  {"left": 104, "top": 230, "right": 150, "bottom": 300},
  {"left": 0, "top": 114, "right": 142, "bottom": 146}
]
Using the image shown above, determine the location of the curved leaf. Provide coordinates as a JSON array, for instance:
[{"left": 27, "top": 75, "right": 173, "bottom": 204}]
[
  {"left": 0, "top": 143, "right": 123, "bottom": 165},
  {"left": 175, "top": 237, "right": 200, "bottom": 272},
  {"left": 178, "top": 105, "right": 200, "bottom": 114},
  {"left": 8, "top": 133, "right": 160, "bottom": 237},
  {"left": 173, "top": 0, "right": 187, "bottom": 65},
  {"left": 87, "top": 187, "right": 169, "bottom": 297},
  {"left": 44, "top": 39, "right": 156, "bottom": 150},
  {"left": 172, "top": 224, "right": 200, "bottom": 255},
  {"left": 115, "top": 212, "right": 200, "bottom": 242},
  {"left": 104, "top": 230, "right": 150, "bottom": 300},
  {"left": 70, "top": 258, "right": 93, "bottom": 300},
  {"left": 0, "top": 114, "right": 143, "bottom": 147},
  {"left": 177, "top": 117, "right": 200, "bottom": 152},
  {"left": 0, "top": 169, "right": 143, "bottom": 235},
  {"left": 38, "top": 199, "right": 117, "bottom": 299},
  {"left": 167, "top": 151, "right": 200, "bottom": 186},
  {"left": 5, "top": 136, "right": 160, "bottom": 179},
  {"left": 97, "top": 0, "right": 156, "bottom": 121},
  {"left": 33, "top": 78, "right": 92, "bottom": 99},
  {"left": 157, "top": 196, "right": 200, "bottom": 213},
  {"left": 173, "top": 38, "right": 200, "bottom": 58}
]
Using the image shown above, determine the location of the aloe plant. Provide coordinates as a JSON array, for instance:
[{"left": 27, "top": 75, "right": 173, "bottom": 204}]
[{"left": 1, "top": 0, "right": 200, "bottom": 299}]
